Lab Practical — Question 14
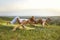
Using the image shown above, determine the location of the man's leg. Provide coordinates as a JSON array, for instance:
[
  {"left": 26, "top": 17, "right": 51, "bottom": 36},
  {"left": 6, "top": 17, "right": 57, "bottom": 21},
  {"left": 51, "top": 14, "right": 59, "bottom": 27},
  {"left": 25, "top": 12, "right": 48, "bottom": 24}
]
[{"left": 21, "top": 23, "right": 26, "bottom": 28}]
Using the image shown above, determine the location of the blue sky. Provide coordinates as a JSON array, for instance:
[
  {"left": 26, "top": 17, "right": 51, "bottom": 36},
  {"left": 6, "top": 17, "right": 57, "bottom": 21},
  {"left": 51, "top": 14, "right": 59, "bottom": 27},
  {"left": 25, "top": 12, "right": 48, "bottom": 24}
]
[{"left": 0, "top": 0, "right": 60, "bottom": 16}]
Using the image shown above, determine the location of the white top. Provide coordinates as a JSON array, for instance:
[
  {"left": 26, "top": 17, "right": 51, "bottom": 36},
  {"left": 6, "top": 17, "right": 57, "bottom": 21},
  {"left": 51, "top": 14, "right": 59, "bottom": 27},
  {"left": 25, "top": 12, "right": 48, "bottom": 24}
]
[{"left": 19, "top": 19, "right": 28, "bottom": 22}]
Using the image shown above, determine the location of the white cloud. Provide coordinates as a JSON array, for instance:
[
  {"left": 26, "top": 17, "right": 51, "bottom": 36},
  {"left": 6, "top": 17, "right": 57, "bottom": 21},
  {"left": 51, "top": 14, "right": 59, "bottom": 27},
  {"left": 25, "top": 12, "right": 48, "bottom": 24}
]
[
  {"left": 0, "top": 0, "right": 60, "bottom": 16},
  {"left": 0, "top": 0, "right": 60, "bottom": 11}
]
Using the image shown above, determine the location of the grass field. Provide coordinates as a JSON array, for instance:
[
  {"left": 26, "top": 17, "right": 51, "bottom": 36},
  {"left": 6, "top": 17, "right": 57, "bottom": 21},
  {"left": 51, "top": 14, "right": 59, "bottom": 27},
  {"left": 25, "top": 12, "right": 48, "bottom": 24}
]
[
  {"left": 0, "top": 17, "right": 60, "bottom": 40},
  {"left": 0, "top": 23, "right": 60, "bottom": 40}
]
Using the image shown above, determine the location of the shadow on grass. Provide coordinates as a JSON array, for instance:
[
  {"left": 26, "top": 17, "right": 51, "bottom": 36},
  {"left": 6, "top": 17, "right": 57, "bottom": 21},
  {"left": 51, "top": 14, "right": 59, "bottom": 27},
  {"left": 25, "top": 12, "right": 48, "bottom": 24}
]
[
  {"left": 27, "top": 24, "right": 47, "bottom": 31},
  {"left": 0, "top": 24, "right": 51, "bottom": 32}
]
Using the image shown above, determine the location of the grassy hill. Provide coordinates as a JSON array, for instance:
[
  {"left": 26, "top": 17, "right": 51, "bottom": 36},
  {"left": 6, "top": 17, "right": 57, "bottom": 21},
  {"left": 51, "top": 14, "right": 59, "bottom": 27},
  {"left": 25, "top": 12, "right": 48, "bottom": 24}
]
[{"left": 0, "top": 16, "right": 60, "bottom": 40}]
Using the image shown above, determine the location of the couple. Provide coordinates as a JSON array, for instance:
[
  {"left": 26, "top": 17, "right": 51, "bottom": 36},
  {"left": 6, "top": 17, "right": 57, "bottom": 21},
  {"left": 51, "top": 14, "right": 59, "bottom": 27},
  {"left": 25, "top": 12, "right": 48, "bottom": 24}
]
[{"left": 8, "top": 16, "right": 51, "bottom": 31}]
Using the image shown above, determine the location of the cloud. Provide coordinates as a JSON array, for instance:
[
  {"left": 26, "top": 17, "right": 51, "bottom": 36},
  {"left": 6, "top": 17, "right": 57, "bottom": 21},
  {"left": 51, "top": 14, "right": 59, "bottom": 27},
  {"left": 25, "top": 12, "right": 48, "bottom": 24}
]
[
  {"left": 0, "top": 0, "right": 60, "bottom": 16},
  {"left": 0, "top": 0, "right": 60, "bottom": 12}
]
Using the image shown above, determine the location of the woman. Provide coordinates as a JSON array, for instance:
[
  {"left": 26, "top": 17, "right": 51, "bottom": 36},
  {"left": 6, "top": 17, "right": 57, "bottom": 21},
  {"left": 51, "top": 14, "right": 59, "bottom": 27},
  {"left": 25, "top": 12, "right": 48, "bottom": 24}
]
[{"left": 37, "top": 18, "right": 51, "bottom": 27}]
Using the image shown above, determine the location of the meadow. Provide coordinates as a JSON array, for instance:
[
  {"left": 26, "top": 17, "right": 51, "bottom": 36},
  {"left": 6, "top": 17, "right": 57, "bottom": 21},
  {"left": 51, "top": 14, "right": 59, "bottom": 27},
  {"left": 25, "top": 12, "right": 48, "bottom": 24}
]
[{"left": 0, "top": 17, "right": 60, "bottom": 40}]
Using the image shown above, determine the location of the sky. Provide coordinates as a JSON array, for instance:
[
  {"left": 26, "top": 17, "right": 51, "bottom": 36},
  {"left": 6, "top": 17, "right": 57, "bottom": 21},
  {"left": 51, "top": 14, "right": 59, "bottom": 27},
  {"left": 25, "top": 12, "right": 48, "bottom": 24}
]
[{"left": 0, "top": 0, "right": 60, "bottom": 16}]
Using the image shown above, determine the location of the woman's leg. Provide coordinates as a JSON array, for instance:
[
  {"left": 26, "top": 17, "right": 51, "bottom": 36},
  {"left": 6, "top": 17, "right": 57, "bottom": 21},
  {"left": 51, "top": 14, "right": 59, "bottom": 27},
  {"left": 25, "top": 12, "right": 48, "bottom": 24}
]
[
  {"left": 12, "top": 24, "right": 20, "bottom": 31},
  {"left": 42, "top": 22, "right": 45, "bottom": 27},
  {"left": 20, "top": 20, "right": 27, "bottom": 28}
]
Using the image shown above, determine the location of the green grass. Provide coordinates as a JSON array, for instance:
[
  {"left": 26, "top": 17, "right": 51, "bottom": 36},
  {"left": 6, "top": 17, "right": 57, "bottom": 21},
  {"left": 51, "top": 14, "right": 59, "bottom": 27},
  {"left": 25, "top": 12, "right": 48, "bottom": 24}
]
[
  {"left": 0, "top": 18, "right": 60, "bottom": 40},
  {"left": 0, "top": 24, "right": 60, "bottom": 40}
]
